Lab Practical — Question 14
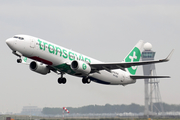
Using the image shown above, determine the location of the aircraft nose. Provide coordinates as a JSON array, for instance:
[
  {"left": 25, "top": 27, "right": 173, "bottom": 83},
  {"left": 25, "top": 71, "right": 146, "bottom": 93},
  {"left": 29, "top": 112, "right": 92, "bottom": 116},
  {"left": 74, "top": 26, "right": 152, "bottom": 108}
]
[{"left": 6, "top": 38, "right": 15, "bottom": 50}]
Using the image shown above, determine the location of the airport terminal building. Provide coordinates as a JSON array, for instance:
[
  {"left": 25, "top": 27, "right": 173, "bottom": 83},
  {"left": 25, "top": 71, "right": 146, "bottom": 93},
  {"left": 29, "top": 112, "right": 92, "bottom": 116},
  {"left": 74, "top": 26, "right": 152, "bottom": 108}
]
[{"left": 21, "top": 106, "right": 42, "bottom": 116}]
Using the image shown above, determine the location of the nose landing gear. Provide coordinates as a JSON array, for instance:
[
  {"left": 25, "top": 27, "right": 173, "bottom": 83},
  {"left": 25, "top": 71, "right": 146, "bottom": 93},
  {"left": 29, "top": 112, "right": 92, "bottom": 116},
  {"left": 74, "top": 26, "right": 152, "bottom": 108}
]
[
  {"left": 17, "top": 58, "right": 22, "bottom": 63},
  {"left": 12, "top": 51, "right": 23, "bottom": 63}
]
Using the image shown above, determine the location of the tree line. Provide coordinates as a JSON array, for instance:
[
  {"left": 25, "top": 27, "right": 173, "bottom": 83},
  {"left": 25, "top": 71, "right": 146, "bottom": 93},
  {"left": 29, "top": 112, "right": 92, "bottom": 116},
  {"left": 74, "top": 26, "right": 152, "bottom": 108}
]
[{"left": 42, "top": 103, "right": 180, "bottom": 115}]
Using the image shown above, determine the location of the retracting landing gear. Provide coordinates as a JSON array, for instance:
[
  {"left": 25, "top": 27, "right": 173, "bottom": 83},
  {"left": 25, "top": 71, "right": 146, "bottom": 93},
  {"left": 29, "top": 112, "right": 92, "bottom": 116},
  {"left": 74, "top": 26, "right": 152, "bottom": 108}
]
[
  {"left": 82, "top": 77, "right": 91, "bottom": 84},
  {"left": 58, "top": 73, "right": 67, "bottom": 84}
]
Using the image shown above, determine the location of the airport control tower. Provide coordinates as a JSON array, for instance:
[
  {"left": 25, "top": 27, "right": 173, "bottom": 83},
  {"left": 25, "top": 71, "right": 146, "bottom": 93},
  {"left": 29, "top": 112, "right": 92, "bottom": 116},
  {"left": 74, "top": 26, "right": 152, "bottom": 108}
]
[{"left": 142, "top": 43, "right": 164, "bottom": 117}]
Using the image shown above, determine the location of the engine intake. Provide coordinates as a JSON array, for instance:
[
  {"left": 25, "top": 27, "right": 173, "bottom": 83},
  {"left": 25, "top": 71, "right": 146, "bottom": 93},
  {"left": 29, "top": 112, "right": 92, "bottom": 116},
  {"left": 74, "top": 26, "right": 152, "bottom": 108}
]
[
  {"left": 71, "top": 60, "right": 91, "bottom": 76},
  {"left": 29, "top": 61, "right": 50, "bottom": 75}
]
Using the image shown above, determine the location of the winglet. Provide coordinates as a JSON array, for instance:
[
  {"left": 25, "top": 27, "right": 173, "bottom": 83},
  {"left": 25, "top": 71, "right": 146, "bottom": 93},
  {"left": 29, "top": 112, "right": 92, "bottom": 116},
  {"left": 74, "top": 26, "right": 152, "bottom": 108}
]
[{"left": 165, "top": 49, "right": 174, "bottom": 61}]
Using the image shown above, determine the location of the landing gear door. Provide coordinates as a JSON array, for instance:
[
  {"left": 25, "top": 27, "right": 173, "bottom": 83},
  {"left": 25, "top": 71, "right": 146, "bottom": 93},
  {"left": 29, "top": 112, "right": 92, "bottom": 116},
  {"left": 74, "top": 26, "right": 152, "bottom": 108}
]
[{"left": 30, "top": 38, "right": 35, "bottom": 48}]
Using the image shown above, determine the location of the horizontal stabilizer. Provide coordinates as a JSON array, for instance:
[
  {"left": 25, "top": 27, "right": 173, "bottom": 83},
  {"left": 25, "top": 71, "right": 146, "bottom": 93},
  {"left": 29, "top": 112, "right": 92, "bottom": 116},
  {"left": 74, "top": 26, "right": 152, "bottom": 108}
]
[{"left": 130, "top": 75, "right": 170, "bottom": 79}]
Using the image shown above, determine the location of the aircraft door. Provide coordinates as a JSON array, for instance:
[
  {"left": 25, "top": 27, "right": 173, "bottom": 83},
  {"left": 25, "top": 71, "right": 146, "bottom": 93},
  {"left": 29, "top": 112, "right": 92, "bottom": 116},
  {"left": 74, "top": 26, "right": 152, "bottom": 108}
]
[
  {"left": 29, "top": 38, "right": 36, "bottom": 56},
  {"left": 30, "top": 38, "right": 35, "bottom": 48}
]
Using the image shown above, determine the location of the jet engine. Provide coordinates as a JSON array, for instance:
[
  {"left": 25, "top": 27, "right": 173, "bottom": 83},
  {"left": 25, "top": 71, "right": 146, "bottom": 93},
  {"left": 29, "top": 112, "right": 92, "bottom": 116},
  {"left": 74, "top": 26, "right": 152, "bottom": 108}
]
[
  {"left": 70, "top": 60, "right": 91, "bottom": 76},
  {"left": 29, "top": 61, "right": 50, "bottom": 75}
]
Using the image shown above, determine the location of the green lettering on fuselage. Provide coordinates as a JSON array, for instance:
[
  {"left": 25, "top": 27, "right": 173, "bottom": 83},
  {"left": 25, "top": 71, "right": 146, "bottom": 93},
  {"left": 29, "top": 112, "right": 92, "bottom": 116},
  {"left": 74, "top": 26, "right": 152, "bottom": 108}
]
[
  {"left": 37, "top": 39, "right": 91, "bottom": 63},
  {"left": 85, "top": 58, "right": 91, "bottom": 63},
  {"left": 43, "top": 42, "right": 48, "bottom": 51},
  {"left": 38, "top": 39, "right": 43, "bottom": 50},
  {"left": 69, "top": 52, "right": 75, "bottom": 61},
  {"left": 63, "top": 49, "right": 68, "bottom": 58},
  {"left": 48, "top": 44, "right": 55, "bottom": 54},
  {"left": 55, "top": 47, "right": 62, "bottom": 56},
  {"left": 79, "top": 54, "right": 84, "bottom": 61}
]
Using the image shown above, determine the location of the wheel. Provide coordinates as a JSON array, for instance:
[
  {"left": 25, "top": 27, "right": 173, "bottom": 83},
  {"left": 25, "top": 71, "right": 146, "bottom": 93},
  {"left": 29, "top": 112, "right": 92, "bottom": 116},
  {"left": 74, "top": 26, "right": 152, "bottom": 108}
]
[
  {"left": 62, "top": 78, "right": 66, "bottom": 84},
  {"left": 82, "top": 77, "right": 91, "bottom": 84},
  {"left": 87, "top": 78, "right": 91, "bottom": 84},
  {"left": 58, "top": 77, "right": 66, "bottom": 84},
  {"left": 17, "top": 59, "right": 22, "bottom": 63},
  {"left": 58, "top": 78, "right": 62, "bottom": 84},
  {"left": 82, "top": 78, "right": 86, "bottom": 84}
]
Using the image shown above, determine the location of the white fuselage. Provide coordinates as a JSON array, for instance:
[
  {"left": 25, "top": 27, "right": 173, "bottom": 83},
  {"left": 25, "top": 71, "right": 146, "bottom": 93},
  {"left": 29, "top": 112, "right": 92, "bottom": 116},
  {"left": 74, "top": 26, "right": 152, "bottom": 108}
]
[{"left": 6, "top": 35, "right": 135, "bottom": 85}]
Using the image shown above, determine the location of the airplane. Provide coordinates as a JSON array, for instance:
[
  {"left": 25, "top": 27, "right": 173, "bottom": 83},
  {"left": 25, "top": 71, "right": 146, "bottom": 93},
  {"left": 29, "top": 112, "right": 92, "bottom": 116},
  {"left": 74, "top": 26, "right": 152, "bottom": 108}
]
[{"left": 6, "top": 35, "right": 173, "bottom": 85}]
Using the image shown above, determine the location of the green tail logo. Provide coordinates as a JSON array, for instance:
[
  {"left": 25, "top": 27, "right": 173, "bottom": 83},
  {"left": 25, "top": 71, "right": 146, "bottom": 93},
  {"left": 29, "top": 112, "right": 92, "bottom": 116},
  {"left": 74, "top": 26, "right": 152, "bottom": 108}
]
[{"left": 125, "top": 47, "right": 141, "bottom": 75}]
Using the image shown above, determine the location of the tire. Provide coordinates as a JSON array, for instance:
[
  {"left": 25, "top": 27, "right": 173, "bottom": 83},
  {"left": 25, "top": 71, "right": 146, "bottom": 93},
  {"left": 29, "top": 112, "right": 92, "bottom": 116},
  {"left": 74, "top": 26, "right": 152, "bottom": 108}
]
[
  {"left": 62, "top": 78, "right": 66, "bottom": 84},
  {"left": 82, "top": 77, "right": 91, "bottom": 84},
  {"left": 17, "top": 59, "right": 22, "bottom": 63},
  {"left": 87, "top": 78, "right": 91, "bottom": 84},
  {"left": 58, "top": 78, "right": 62, "bottom": 84},
  {"left": 82, "top": 78, "right": 86, "bottom": 84}
]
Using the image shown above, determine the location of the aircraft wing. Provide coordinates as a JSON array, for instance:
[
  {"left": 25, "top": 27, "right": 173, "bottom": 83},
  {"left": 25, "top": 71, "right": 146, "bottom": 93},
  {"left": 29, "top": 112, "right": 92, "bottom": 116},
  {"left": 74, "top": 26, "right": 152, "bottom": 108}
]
[
  {"left": 130, "top": 75, "right": 170, "bottom": 79},
  {"left": 90, "top": 49, "right": 174, "bottom": 72}
]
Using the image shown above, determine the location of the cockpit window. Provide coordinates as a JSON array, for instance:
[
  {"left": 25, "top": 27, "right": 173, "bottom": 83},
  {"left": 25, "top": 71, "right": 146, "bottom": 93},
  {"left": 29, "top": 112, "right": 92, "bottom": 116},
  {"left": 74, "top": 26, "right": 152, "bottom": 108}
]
[{"left": 13, "top": 36, "right": 24, "bottom": 40}]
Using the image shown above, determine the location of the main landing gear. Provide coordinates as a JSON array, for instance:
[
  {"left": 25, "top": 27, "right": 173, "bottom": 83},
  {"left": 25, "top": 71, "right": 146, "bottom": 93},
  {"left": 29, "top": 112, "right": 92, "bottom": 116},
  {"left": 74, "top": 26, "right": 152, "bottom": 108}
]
[
  {"left": 57, "top": 75, "right": 91, "bottom": 84},
  {"left": 58, "top": 73, "right": 66, "bottom": 84},
  {"left": 58, "top": 77, "right": 66, "bottom": 84},
  {"left": 82, "top": 77, "right": 91, "bottom": 84}
]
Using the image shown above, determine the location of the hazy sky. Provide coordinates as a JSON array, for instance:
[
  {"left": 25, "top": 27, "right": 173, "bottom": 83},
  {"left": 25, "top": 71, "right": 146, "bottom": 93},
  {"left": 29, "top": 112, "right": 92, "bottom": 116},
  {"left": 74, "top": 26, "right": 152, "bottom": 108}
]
[{"left": 1, "top": 0, "right": 180, "bottom": 113}]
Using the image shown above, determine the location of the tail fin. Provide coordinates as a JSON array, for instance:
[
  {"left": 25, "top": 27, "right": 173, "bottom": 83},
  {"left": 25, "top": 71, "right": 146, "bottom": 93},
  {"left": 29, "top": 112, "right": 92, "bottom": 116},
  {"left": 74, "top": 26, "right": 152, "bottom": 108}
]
[{"left": 123, "top": 40, "right": 144, "bottom": 75}]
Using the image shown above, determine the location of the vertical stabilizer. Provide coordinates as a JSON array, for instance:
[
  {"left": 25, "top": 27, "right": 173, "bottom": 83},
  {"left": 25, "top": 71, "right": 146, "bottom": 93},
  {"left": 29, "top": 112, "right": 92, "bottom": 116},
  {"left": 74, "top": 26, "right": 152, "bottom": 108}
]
[{"left": 123, "top": 40, "right": 144, "bottom": 75}]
